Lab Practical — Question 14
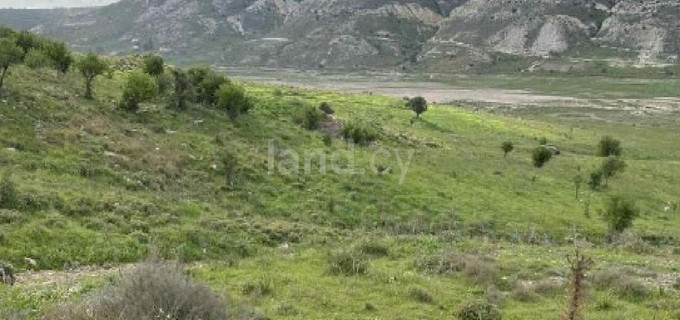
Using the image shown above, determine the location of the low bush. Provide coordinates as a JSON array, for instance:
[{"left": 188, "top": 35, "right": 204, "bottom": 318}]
[
  {"left": 341, "top": 122, "right": 378, "bottom": 146},
  {"left": 242, "top": 276, "right": 274, "bottom": 297},
  {"left": 294, "top": 105, "right": 324, "bottom": 130},
  {"left": 41, "top": 262, "right": 229, "bottom": 320},
  {"left": 327, "top": 250, "right": 369, "bottom": 276},
  {"left": 457, "top": 300, "right": 501, "bottom": 320},
  {"left": 408, "top": 287, "right": 435, "bottom": 304}
]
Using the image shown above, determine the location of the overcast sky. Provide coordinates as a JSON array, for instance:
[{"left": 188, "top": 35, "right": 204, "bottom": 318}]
[{"left": 0, "top": 0, "right": 119, "bottom": 9}]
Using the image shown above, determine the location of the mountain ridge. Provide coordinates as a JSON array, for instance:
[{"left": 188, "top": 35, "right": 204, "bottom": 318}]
[{"left": 1, "top": 0, "right": 679, "bottom": 71}]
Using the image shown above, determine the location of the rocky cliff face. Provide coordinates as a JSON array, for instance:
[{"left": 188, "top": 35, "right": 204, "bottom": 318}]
[{"left": 3, "top": 0, "right": 680, "bottom": 71}]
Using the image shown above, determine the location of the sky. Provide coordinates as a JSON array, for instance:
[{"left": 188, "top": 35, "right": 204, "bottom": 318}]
[{"left": 0, "top": 0, "right": 119, "bottom": 9}]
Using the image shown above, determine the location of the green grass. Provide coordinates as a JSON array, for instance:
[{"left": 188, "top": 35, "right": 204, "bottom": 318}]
[{"left": 1, "top": 64, "right": 679, "bottom": 319}]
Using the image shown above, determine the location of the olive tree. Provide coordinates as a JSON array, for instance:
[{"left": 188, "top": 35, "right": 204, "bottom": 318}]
[
  {"left": 43, "top": 40, "right": 73, "bottom": 74},
  {"left": 597, "top": 136, "right": 622, "bottom": 157},
  {"left": 601, "top": 156, "right": 626, "bottom": 187},
  {"left": 501, "top": 141, "right": 514, "bottom": 157},
  {"left": 0, "top": 38, "right": 23, "bottom": 92},
  {"left": 120, "top": 71, "right": 158, "bottom": 112},
  {"left": 77, "top": 53, "right": 108, "bottom": 99},
  {"left": 171, "top": 68, "right": 192, "bottom": 110},
  {"left": 407, "top": 96, "right": 428, "bottom": 118}
]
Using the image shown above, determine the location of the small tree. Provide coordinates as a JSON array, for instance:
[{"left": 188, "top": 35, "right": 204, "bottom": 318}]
[
  {"left": 0, "top": 39, "right": 23, "bottom": 92},
  {"left": 43, "top": 40, "right": 73, "bottom": 74},
  {"left": 77, "top": 53, "right": 107, "bottom": 99},
  {"left": 532, "top": 146, "right": 552, "bottom": 168},
  {"left": 216, "top": 83, "right": 252, "bottom": 120},
  {"left": 597, "top": 136, "right": 622, "bottom": 157},
  {"left": 120, "top": 71, "right": 158, "bottom": 112},
  {"left": 601, "top": 156, "right": 626, "bottom": 187},
  {"left": 602, "top": 196, "right": 639, "bottom": 234},
  {"left": 143, "top": 54, "right": 164, "bottom": 77},
  {"left": 407, "top": 96, "right": 428, "bottom": 118},
  {"left": 561, "top": 249, "right": 593, "bottom": 320},
  {"left": 573, "top": 175, "right": 583, "bottom": 200},
  {"left": 501, "top": 141, "right": 514, "bottom": 157}
]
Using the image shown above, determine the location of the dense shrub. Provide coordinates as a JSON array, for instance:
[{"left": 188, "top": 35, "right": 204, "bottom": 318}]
[
  {"left": 0, "top": 260, "right": 15, "bottom": 285},
  {"left": 120, "top": 71, "right": 158, "bottom": 112},
  {"left": 171, "top": 68, "right": 192, "bottom": 110},
  {"left": 188, "top": 67, "right": 227, "bottom": 106},
  {"left": 41, "top": 262, "right": 230, "bottom": 320},
  {"left": 318, "top": 101, "right": 334, "bottom": 115},
  {"left": 142, "top": 54, "right": 164, "bottom": 77},
  {"left": 24, "top": 49, "right": 50, "bottom": 69},
  {"left": 602, "top": 196, "right": 639, "bottom": 233},
  {"left": 294, "top": 105, "right": 324, "bottom": 130},
  {"left": 598, "top": 136, "right": 622, "bottom": 157},
  {"left": 216, "top": 83, "right": 252, "bottom": 120},
  {"left": 532, "top": 146, "right": 552, "bottom": 168},
  {"left": 327, "top": 250, "right": 369, "bottom": 276},
  {"left": 0, "top": 174, "right": 18, "bottom": 209},
  {"left": 457, "top": 300, "right": 501, "bottom": 320},
  {"left": 408, "top": 287, "right": 435, "bottom": 304},
  {"left": 589, "top": 169, "right": 603, "bottom": 190},
  {"left": 341, "top": 122, "right": 377, "bottom": 146}
]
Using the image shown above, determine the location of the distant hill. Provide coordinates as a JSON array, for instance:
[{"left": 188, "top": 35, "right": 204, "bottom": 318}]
[{"left": 2, "top": 0, "right": 680, "bottom": 71}]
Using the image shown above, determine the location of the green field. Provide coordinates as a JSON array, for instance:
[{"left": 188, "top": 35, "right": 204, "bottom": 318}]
[{"left": 1, "top": 61, "right": 680, "bottom": 319}]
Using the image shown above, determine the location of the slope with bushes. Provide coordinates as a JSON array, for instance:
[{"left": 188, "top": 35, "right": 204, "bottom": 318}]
[{"left": 0, "top": 29, "right": 679, "bottom": 319}]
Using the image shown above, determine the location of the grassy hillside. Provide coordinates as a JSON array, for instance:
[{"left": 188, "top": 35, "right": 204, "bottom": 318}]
[{"left": 0, "top": 62, "right": 679, "bottom": 319}]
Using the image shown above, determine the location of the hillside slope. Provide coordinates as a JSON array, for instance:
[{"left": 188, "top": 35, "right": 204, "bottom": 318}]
[{"left": 1, "top": 57, "right": 680, "bottom": 318}]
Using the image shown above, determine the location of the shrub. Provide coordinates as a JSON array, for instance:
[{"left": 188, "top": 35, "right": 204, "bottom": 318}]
[
  {"left": 356, "top": 241, "right": 389, "bottom": 257},
  {"left": 327, "top": 250, "right": 369, "bottom": 276},
  {"left": 511, "top": 282, "right": 537, "bottom": 302},
  {"left": 42, "top": 262, "right": 228, "bottom": 320},
  {"left": 588, "top": 169, "right": 603, "bottom": 190},
  {"left": 120, "top": 71, "right": 158, "bottom": 112},
  {"left": 24, "top": 49, "right": 50, "bottom": 69},
  {"left": 242, "top": 276, "right": 273, "bottom": 297},
  {"left": 407, "top": 96, "right": 428, "bottom": 118},
  {"left": 294, "top": 105, "right": 324, "bottom": 130},
  {"left": 602, "top": 196, "right": 639, "bottom": 234},
  {"left": 0, "top": 260, "right": 15, "bottom": 286},
  {"left": 598, "top": 136, "right": 622, "bottom": 157},
  {"left": 457, "top": 300, "right": 501, "bottom": 320},
  {"left": 538, "top": 137, "right": 548, "bottom": 145},
  {"left": 0, "top": 38, "right": 23, "bottom": 92},
  {"left": 188, "top": 68, "right": 227, "bottom": 106},
  {"left": 77, "top": 53, "right": 108, "bottom": 99},
  {"left": 341, "top": 122, "right": 377, "bottom": 146},
  {"left": 532, "top": 146, "right": 552, "bottom": 168},
  {"left": 501, "top": 141, "right": 514, "bottom": 157},
  {"left": 142, "top": 54, "right": 164, "bottom": 77},
  {"left": 171, "top": 68, "right": 192, "bottom": 110},
  {"left": 562, "top": 250, "right": 592, "bottom": 320},
  {"left": 408, "top": 287, "right": 435, "bottom": 304},
  {"left": 319, "top": 101, "right": 334, "bottom": 115},
  {"left": 216, "top": 83, "right": 252, "bottom": 120},
  {"left": 0, "top": 174, "right": 18, "bottom": 210}
]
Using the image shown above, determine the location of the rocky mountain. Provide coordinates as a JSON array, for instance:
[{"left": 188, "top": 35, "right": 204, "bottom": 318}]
[{"left": 2, "top": 0, "right": 680, "bottom": 71}]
